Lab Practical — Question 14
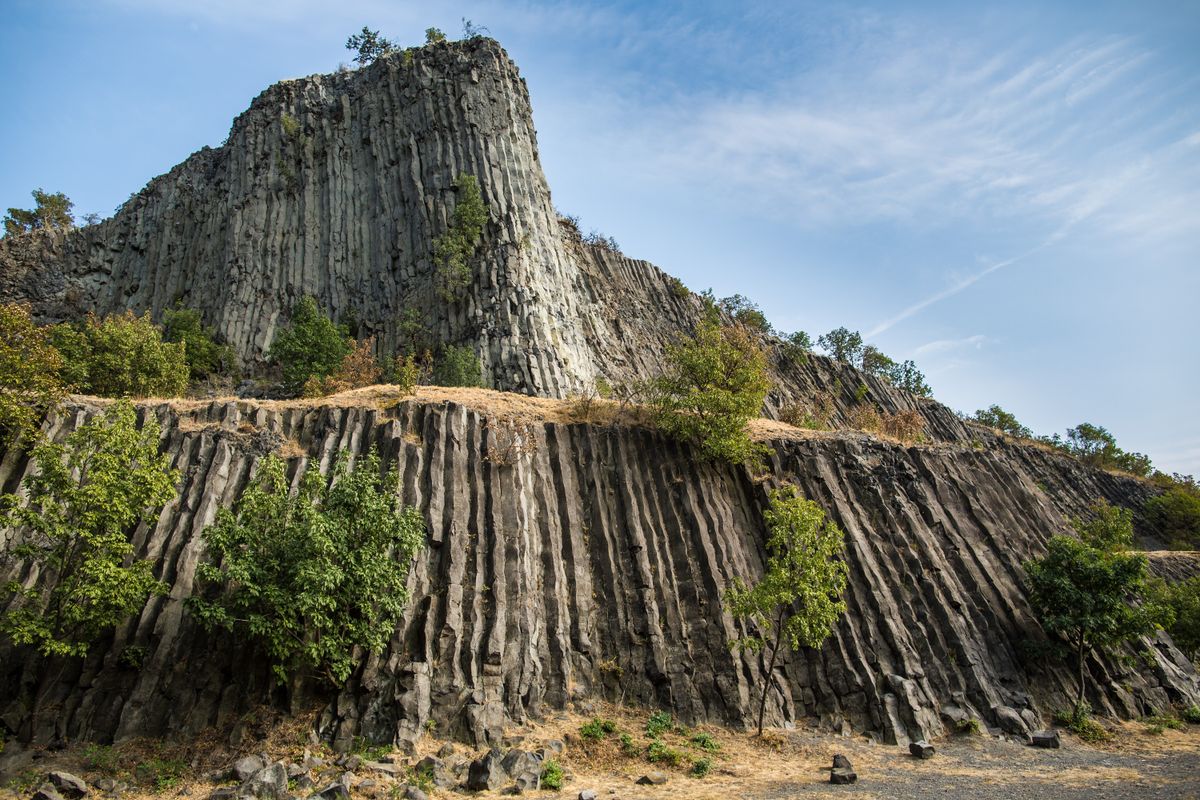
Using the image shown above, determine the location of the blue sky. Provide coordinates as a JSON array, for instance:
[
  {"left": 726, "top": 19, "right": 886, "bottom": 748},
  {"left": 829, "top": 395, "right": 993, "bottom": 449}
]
[{"left": 3, "top": 0, "right": 1198, "bottom": 474}]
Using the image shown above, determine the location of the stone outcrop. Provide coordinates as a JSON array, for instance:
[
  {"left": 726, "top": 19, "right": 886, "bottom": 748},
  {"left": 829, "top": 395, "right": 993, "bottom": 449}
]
[
  {"left": 0, "top": 38, "right": 997, "bottom": 445},
  {"left": 0, "top": 395, "right": 1195, "bottom": 749}
]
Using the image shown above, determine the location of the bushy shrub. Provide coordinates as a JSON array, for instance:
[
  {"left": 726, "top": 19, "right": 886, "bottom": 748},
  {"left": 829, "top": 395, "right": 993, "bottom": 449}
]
[
  {"left": 580, "top": 718, "right": 618, "bottom": 741},
  {"left": 1181, "top": 704, "right": 1200, "bottom": 724},
  {"left": 389, "top": 353, "right": 422, "bottom": 395},
  {"left": 0, "top": 302, "right": 67, "bottom": 445},
  {"left": 433, "top": 174, "right": 487, "bottom": 302},
  {"left": 645, "top": 739, "right": 683, "bottom": 766},
  {"left": 645, "top": 711, "right": 673, "bottom": 738},
  {"left": 653, "top": 316, "right": 771, "bottom": 464},
  {"left": 880, "top": 409, "right": 924, "bottom": 443},
  {"left": 1151, "top": 575, "right": 1200, "bottom": 661},
  {"left": 1145, "top": 485, "right": 1200, "bottom": 550},
  {"left": 847, "top": 403, "right": 882, "bottom": 433},
  {"left": 304, "top": 336, "right": 382, "bottom": 397},
  {"left": 689, "top": 732, "right": 719, "bottom": 752},
  {"left": 689, "top": 757, "right": 712, "bottom": 778},
  {"left": 188, "top": 448, "right": 426, "bottom": 684},
  {"left": 432, "top": 344, "right": 482, "bottom": 387},
  {"left": 973, "top": 404, "right": 1031, "bottom": 438},
  {"left": 1053, "top": 701, "right": 1109, "bottom": 743},
  {"left": 668, "top": 277, "right": 689, "bottom": 299},
  {"left": 0, "top": 401, "right": 177, "bottom": 656},
  {"left": 268, "top": 297, "right": 352, "bottom": 394},
  {"left": 539, "top": 759, "right": 564, "bottom": 791},
  {"left": 48, "top": 311, "right": 189, "bottom": 398},
  {"left": 162, "top": 306, "right": 236, "bottom": 381},
  {"left": 779, "top": 392, "right": 835, "bottom": 430}
]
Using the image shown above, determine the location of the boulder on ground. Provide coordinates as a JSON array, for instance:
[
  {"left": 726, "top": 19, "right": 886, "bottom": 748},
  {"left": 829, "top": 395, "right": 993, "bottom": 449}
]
[
  {"left": 467, "top": 750, "right": 505, "bottom": 792},
  {"left": 578, "top": 791, "right": 598, "bottom": 800},
  {"left": 909, "top": 741, "right": 935, "bottom": 759},
  {"left": 635, "top": 772, "right": 668, "bottom": 785},
  {"left": 1031, "top": 730, "right": 1061, "bottom": 749},
  {"left": 830, "top": 767, "right": 857, "bottom": 785},
  {"left": 32, "top": 784, "right": 66, "bottom": 800},
  {"left": 832, "top": 754, "right": 852, "bottom": 770},
  {"left": 307, "top": 783, "right": 350, "bottom": 800},
  {"left": 230, "top": 756, "right": 265, "bottom": 784},
  {"left": 239, "top": 763, "right": 289, "bottom": 800},
  {"left": 48, "top": 772, "right": 88, "bottom": 799}
]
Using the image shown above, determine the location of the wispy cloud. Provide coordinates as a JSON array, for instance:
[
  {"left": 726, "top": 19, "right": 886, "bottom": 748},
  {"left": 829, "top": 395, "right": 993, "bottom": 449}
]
[{"left": 913, "top": 334, "right": 989, "bottom": 358}]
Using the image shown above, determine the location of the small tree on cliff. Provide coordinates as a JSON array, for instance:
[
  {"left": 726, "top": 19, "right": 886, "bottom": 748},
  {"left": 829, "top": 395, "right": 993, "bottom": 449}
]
[
  {"left": 725, "top": 486, "right": 849, "bottom": 736},
  {"left": 345, "top": 26, "right": 396, "bottom": 66},
  {"left": 268, "top": 297, "right": 352, "bottom": 395},
  {"left": 188, "top": 449, "right": 426, "bottom": 685},
  {"left": 3, "top": 189, "right": 74, "bottom": 237},
  {"left": 0, "top": 401, "right": 177, "bottom": 657},
  {"left": 653, "top": 311, "right": 771, "bottom": 464},
  {"left": 1023, "top": 501, "right": 1167, "bottom": 709}
]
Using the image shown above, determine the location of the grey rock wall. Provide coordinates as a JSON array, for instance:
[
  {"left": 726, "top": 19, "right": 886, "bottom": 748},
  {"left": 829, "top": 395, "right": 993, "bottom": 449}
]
[{"left": 0, "top": 398, "right": 1194, "bottom": 749}]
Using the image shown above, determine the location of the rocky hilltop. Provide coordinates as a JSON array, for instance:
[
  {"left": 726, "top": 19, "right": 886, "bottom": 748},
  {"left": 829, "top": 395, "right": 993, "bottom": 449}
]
[
  {"left": 0, "top": 38, "right": 1197, "bottom": 755},
  {"left": 0, "top": 391, "right": 1196, "bottom": 750}
]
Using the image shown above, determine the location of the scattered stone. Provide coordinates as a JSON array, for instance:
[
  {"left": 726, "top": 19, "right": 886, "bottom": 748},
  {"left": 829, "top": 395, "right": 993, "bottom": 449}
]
[
  {"left": 339, "top": 756, "right": 362, "bottom": 772},
  {"left": 500, "top": 749, "right": 543, "bottom": 792},
  {"left": 991, "top": 705, "right": 1032, "bottom": 743},
  {"left": 1032, "top": 730, "right": 1061, "bottom": 749},
  {"left": 286, "top": 764, "right": 307, "bottom": 779},
  {"left": 239, "top": 762, "right": 289, "bottom": 800},
  {"left": 303, "top": 755, "right": 325, "bottom": 771},
  {"left": 436, "top": 743, "right": 455, "bottom": 759},
  {"left": 830, "top": 767, "right": 858, "bottom": 785},
  {"left": 92, "top": 778, "right": 124, "bottom": 794},
  {"left": 48, "top": 772, "right": 88, "bottom": 798},
  {"left": 293, "top": 776, "right": 316, "bottom": 792},
  {"left": 635, "top": 772, "right": 668, "bottom": 786},
  {"left": 542, "top": 739, "right": 565, "bottom": 755},
  {"left": 832, "top": 754, "right": 852, "bottom": 770},
  {"left": 32, "top": 784, "right": 66, "bottom": 800},
  {"left": 232, "top": 756, "right": 266, "bottom": 783},
  {"left": 362, "top": 762, "right": 404, "bottom": 777},
  {"left": 909, "top": 741, "right": 935, "bottom": 759},
  {"left": 412, "top": 756, "right": 454, "bottom": 789},
  {"left": 466, "top": 750, "right": 505, "bottom": 792},
  {"left": 403, "top": 788, "right": 428, "bottom": 800},
  {"left": 207, "top": 789, "right": 237, "bottom": 800},
  {"left": 578, "top": 791, "right": 598, "bottom": 800},
  {"left": 307, "top": 783, "right": 350, "bottom": 800}
]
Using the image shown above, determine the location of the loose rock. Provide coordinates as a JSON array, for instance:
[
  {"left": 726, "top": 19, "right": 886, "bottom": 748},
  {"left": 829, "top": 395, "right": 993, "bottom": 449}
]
[
  {"left": 1032, "top": 730, "right": 1061, "bottom": 749},
  {"left": 832, "top": 754, "right": 852, "bottom": 770},
  {"left": 32, "top": 784, "right": 66, "bottom": 800},
  {"left": 635, "top": 772, "right": 668, "bottom": 786},
  {"left": 48, "top": 772, "right": 89, "bottom": 799},
  {"left": 467, "top": 750, "right": 505, "bottom": 792},
  {"left": 239, "top": 763, "right": 288, "bottom": 800},
  {"left": 830, "top": 768, "right": 858, "bottom": 785},
  {"left": 909, "top": 741, "right": 935, "bottom": 759},
  {"left": 578, "top": 791, "right": 598, "bottom": 800}
]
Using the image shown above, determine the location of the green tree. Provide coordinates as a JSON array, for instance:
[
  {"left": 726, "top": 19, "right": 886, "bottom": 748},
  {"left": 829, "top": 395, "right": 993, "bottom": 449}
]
[
  {"left": 886, "top": 360, "right": 932, "bottom": 397},
  {"left": 1058, "top": 423, "right": 1153, "bottom": 476},
  {"left": 0, "top": 303, "right": 67, "bottom": 446},
  {"left": 1149, "top": 576, "right": 1200, "bottom": 662},
  {"left": 345, "top": 26, "right": 396, "bottom": 66},
  {"left": 1023, "top": 501, "right": 1168, "bottom": 707},
  {"left": 433, "top": 174, "right": 488, "bottom": 302},
  {"left": 47, "top": 311, "right": 189, "bottom": 398},
  {"left": 188, "top": 449, "right": 426, "bottom": 685},
  {"left": 859, "top": 345, "right": 895, "bottom": 377},
  {"left": 816, "top": 327, "right": 864, "bottom": 364},
  {"left": 973, "top": 404, "right": 1031, "bottom": 438},
  {"left": 425, "top": 27, "right": 446, "bottom": 43},
  {"left": 431, "top": 344, "right": 482, "bottom": 388},
  {"left": 718, "top": 294, "right": 774, "bottom": 335},
  {"left": 725, "top": 487, "right": 849, "bottom": 736},
  {"left": 1144, "top": 484, "right": 1200, "bottom": 549},
  {"left": 0, "top": 401, "right": 177, "bottom": 657},
  {"left": 162, "top": 306, "right": 236, "bottom": 381},
  {"left": 654, "top": 315, "right": 771, "bottom": 464},
  {"left": 268, "top": 297, "right": 352, "bottom": 395},
  {"left": 3, "top": 189, "right": 74, "bottom": 237}
]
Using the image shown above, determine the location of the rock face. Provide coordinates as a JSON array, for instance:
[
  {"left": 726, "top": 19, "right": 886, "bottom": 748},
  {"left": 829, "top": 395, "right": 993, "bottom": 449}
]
[
  {"left": 0, "top": 396, "right": 1195, "bottom": 749},
  {"left": 0, "top": 38, "right": 1012, "bottom": 445}
]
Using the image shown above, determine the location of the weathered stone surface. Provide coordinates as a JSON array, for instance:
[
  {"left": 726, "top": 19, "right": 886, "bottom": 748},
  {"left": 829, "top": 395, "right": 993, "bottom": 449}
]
[
  {"left": 239, "top": 763, "right": 288, "bottom": 800},
  {"left": 32, "top": 784, "right": 67, "bottom": 800},
  {"left": 636, "top": 772, "right": 668, "bottom": 785},
  {"left": 231, "top": 757, "right": 265, "bottom": 783},
  {"left": 0, "top": 397, "right": 1196, "bottom": 751},
  {"left": 47, "top": 772, "right": 88, "bottom": 798},
  {"left": 578, "top": 791, "right": 598, "bottom": 800},
  {"left": 832, "top": 754, "right": 852, "bottom": 770},
  {"left": 1032, "top": 730, "right": 1061, "bottom": 748},
  {"left": 466, "top": 750, "right": 505, "bottom": 791},
  {"left": 830, "top": 767, "right": 858, "bottom": 785},
  {"left": 307, "top": 783, "right": 349, "bottom": 800},
  {"left": 909, "top": 741, "right": 935, "bottom": 759}
]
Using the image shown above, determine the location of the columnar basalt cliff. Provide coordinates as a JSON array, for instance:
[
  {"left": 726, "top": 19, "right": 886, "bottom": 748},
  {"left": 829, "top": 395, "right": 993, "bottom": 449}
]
[
  {"left": 0, "top": 39, "right": 979, "bottom": 443},
  {"left": 0, "top": 396, "right": 1195, "bottom": 749}
]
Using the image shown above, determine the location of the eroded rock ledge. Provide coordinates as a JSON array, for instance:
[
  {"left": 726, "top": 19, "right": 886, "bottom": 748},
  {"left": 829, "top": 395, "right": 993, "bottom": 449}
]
[{"left": 0, "top": 393, "right": 1195, "bottom": 750}]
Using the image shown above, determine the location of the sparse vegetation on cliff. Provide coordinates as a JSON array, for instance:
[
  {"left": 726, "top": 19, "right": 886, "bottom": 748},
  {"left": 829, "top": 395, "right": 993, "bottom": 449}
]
[
  {"left": 1144, "top": 479, "right": 1200, "bottom": 549},
  {"left": 972, "top": 404, "right": 1032, "bottom": 438},
  {"left": 434, "top": 174, "right": 488, "bottom": 302},
  {"left": 0, "top": 401, "right": 177, "bottom": 657},
  {"left": 725, "top": 486, "right": 849, "bottom": 736},
  {"left": 653, "top": 313, "right": 771, "bottom": 464},
  {"left": 268, "top": 297, "right": 352, "bottom": 395},
  {"left": 48, "top": 310, "right": 189, "bottom": 398},
  {"left": 188, "top": 448, "right": 426, "bottom": 685},
  {"left": 3, "top": 188, "right": 74, "bottom": 237},
  {"left": 431, "top": 343, "right": 483, "bottom": 388},
  {"left": 0, "top": 302, "right": 67, "bottom": 446},
  {"left": 345, "top": 26, "right": 396, "bottom": 66}
]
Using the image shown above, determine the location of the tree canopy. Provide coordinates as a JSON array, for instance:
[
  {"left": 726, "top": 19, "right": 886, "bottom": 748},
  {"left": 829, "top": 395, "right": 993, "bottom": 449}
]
[
  {"left": 345, "top": 26, "right": 396, "bottom": 66},
  {"left": 0, "top": 303, "right": 67, "bottom": 446},
  {"left": 0, "top": 401, "right": 177, "bottom": 657},
  {"left": 3, "top": 189, "right": 74, "bottom": 237},
  {"left": 726, "top": 486, "right": 848, "bottom": 735},
  {"left": 268, "top": 297, "right": 352, "bottom": 394}
]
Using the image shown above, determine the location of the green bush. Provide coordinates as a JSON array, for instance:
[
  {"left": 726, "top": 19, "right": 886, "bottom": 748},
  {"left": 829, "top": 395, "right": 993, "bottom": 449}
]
[
  {"left": 973, "top": 405, "right": 1031, "bottom": 438},
  {"left": 1181, "top": 704, "right": 1200, "bottom": 724},
  {"left": 0, "top": 401, "right": 177, "bottom": 657},
  {"left": 539, "top": 759, "right": 564, "bottom": 791},
  {"left": 49, "top": 311, "right": 189, "bottom": 398},
  {"left": 580, "top": 718, "right": 617, "bottom": 741},
  {"left": 645, "top": 739, "right": 683, "bottom": 766},
  {"left": 1142, "top": 714, "right": 1184, "bottom": 734},
  {"left": 1145, "top": 485, "right": 1200, "bottom": 549},
  {"left": 689, "top": 756, "right": 712, "bottom": 778},
  {"left": 618, "top": 732, "right": 637, "bottom": 755},
  {"left": 1052, "top": 701, "right": 1109, "bottom": 743},
  {"left": 432, "top": 344, "right": 482, "bottom": 387},
  {"left": 1152, "top": 575, "right": 1200, "bottom": 661},
  {"left": 653, "top": 316, "right": 770, "bottom": 464},
  {"left": 0, "top": 302, "right": 67, "bottom": 446},
  {"left": 268, "top": 297, "right": 352, "bottom": 394},
  {"left": 433, "top": 174, "right": 487, "bottom": 302},
  {"left": 188, "top": 448, "right": 426, "bottom": 685},
  {"left": 645, "top": 711, "right": 673, "bottom": 738},
  {"left": 689, "top": 732, "right": 719, "bottom": 751},
  {"left": 162, "top": 306, "right": 236, "bottom": 381}
]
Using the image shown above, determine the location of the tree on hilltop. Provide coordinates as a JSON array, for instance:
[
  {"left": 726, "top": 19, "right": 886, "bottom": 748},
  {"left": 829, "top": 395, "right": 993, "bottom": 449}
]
[
  {"left": 4, "top": 189, "right": 74, "bottom": 237},
  {"left": 345, "top": 26, "right": 396, "bottom": 66}
]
